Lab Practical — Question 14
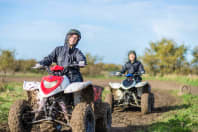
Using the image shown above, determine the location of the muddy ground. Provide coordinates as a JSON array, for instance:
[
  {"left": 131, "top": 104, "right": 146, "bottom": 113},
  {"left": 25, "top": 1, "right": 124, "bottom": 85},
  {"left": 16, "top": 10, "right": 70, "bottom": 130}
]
[
  {"left": 111, "top": 89, "right": 181, "bottom": 132},
  {"left": 1, "top": 77, "right": 197, "bottom": 132}
]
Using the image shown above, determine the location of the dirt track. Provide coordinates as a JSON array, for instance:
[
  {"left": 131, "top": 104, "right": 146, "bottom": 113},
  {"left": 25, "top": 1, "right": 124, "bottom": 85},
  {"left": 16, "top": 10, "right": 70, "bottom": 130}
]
[
  {"left": 88, "top": 79, "right": 183, "bottom": 131},
  {"left": 1, "top": 77, "right": 195, "bottom": 132},
  {"left": 111, "top": 89, "right": 180, "bottom": 132}
]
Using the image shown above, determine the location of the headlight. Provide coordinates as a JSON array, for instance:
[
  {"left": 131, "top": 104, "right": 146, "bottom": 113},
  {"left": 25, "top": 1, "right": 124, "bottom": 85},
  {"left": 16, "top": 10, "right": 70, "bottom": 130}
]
[{"left": 43, "top": 80, "right": 58, "bottom": 88}]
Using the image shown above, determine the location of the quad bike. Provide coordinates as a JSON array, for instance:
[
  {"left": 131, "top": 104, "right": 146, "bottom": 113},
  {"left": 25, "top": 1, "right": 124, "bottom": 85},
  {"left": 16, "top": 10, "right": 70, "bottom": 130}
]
[
  {"left": 108, "top": 73, "right": 154, "bottom": 114},
  {"left": 8, "top": 64, "right": 112, "bottom": 132}
]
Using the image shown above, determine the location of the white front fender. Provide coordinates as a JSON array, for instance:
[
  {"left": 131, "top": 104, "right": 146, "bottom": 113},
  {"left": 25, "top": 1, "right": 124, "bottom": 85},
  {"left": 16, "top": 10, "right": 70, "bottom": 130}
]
[
  {"left": 109, "top": 82, "right": 121, "bottom": 89},
  {"left": 135, "top": 81, "right": 148, "bottom": 88},
  {"left": 23, "top": 81, "right": 40, "bottom": 91},
  {"left": 64, "top": 81, "right": 92, "bottom": 94}
]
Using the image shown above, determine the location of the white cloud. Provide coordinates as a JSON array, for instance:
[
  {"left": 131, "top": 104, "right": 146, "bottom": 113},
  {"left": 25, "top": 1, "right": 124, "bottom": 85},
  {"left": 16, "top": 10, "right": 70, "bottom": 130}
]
[
  {"left": 78, "top": 24, "right": 109, "bottom": 41},
  {"left": 0, "top": 20, "right": 66, "bottom": 42},
  {"left": 152, "top": 19, "right": 183, "bottom": 39},
  {"left": 151, "top": 4, "right": 198, "bottom": 44}
]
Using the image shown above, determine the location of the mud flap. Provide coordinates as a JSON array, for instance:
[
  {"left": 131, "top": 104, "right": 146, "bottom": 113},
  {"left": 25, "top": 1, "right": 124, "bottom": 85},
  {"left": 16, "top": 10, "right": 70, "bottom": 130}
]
[{"left": 93, "top": 86, "right": 102, "bottom": 102}]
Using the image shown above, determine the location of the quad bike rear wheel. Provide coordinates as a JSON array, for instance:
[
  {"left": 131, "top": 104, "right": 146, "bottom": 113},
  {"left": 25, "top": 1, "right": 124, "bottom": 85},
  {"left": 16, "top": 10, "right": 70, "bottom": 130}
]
[
  {"left": 8, "top": 99, "right": 33, "bottom": 132},
  {"left": 141, "top": 93, "right": 152, "bottom": 114},
  {"left": 70, "top": 103, "right": 95, "bottom": 132},
  {"left": 95, "top": 103, "right": 112, "bottom": 132}
]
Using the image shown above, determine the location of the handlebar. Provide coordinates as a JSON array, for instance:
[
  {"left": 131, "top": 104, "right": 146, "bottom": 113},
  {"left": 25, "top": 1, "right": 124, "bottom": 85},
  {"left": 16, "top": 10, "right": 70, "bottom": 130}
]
[
  {"left": 109, "top": 71, "right": 143, "bottom": 77},
  {"left": 32, "top": 63, "right": 85, "bottom": 76}
]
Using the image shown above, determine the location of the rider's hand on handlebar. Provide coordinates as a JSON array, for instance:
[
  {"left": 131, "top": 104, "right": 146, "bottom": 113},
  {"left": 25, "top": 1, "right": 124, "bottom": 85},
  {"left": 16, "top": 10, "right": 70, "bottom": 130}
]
[
  {"left": 115, "top": 72, "right": 122, "bottom": 76},
  {"left": 32, "top": 63, "right": 44, "bottom": 69},
  {"left": 79, "top": 61, "right": 86, "bottom": 67}
]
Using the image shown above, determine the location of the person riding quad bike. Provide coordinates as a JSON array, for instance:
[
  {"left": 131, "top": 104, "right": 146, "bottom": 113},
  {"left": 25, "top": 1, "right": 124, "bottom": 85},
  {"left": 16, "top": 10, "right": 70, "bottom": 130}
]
[
  {"left": 35, "top": 28, "right": 86, "bottom": 107},
  {"left": 35, "top": 28, "right": 86, "bottom": 82},
  {"left": 8, "top": 29, "right": 112, "bottom": 132},
  {"left": 109, "top": 50, "right": 154, "bottom": 114},
  {"left": 116, "top": 50, "right": 145, "bottom": 81}
]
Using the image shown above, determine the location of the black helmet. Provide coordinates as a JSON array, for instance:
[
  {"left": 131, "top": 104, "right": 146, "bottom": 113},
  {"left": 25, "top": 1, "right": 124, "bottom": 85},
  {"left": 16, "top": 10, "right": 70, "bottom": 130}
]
[
  {"left": 66, "top": 29, "right": 81, "bottom": 40},
  {"left": 128, "top": 50, "right": 136, "bottom": 57},
  {"left": 65, "top": 29, "right": 81, "bottom": 45},
  {"left": 128, "top": 50, "right": 137, "bottom": 60}
]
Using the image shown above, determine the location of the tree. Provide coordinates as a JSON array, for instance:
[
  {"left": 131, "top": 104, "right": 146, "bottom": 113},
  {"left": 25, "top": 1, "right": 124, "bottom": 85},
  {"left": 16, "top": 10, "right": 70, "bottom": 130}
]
[
  {"left": 80, "top": 53, "right": 104, "bottom": 76},
  {"left": 141, "top": 38, "right": 187, "bottom": 75},
  {"left": 0, "top": 50, "right": 15, "bottom": 75},
  {"left": 15, "top": 59, "right": 37, "bottom": 73},
  {"left": 191, "top": 46, "right": 198, "bottom": 74},
  {"left": 192, "top": 46, "right": 198, "bottom": 64}
]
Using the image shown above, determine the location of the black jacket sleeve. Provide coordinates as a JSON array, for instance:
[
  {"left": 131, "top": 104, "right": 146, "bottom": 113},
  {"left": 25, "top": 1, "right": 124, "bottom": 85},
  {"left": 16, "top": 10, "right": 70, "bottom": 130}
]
[
  {"left": 120, "top": 64, "right": 127, "bottom": 74},
  {"left": 39, "top": 47, "right": 58, "bottom": 66},
  {"left": 138, "top": 62, "right": 145, "bottom": 74},
  {"left": 76, "top": 49, "right": 87, "bottom": 65}
]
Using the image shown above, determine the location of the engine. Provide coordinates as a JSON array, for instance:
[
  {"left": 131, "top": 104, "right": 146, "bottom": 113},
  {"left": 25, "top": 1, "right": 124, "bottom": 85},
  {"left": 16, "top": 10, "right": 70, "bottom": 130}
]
[
  {"left": 113, "top": 87, "right": 137, "bottom": 106},
  {"left": 34, "top": 92, "right": 73, "bottom": 125}
]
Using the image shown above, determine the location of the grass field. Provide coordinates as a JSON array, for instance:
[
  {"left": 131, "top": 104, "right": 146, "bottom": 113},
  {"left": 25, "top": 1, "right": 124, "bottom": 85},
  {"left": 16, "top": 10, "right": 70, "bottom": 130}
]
[
  {"left": 143, "top": 74, "right": 198, "bottom": 87},
  {"left": 146, "top": 94, "right": 198, "bottom": 132},
  {"left": 0, "top": 82, "right": 26, "bottom": 123}
]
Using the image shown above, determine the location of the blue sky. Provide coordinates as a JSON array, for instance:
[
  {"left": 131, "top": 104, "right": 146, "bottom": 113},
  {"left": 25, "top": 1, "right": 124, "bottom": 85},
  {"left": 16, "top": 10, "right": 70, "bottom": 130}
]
[{"left": 0, "top": 0, "right": 198, "bottom": 64}]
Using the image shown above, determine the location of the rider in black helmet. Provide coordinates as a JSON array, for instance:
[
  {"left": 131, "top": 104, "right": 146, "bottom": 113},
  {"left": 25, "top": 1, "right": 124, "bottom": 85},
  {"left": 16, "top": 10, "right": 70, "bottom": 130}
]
[
  {"left": 38, "top": 29, "right": 86, "bottom": 82},
  {"left": 117, "top": 50, "right": 145, "bottom": 82}
]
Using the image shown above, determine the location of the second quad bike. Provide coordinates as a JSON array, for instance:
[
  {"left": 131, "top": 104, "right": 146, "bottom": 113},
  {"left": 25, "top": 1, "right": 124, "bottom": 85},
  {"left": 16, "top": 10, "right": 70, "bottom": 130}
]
[
  {"left": 8, "top": 64, "right": 112, "bottom": 132},
  {"left": 108, "top": 73, "right": 154, "bottom": 114}
]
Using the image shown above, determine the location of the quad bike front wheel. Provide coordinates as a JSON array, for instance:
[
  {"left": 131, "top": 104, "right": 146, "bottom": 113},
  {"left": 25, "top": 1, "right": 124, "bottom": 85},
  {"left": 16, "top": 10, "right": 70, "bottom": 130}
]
[
  {"left": 95, "top": 102, "right": 112, "bottom": 132},
  {"left": 8, "top": 99, "right": 33, "bottom": 132},
  {"left": 141, "top": 93, "right": 152, "bottom": 114},
  {"left": 70, "top": 103, "right": 95, "bottom": 132}
]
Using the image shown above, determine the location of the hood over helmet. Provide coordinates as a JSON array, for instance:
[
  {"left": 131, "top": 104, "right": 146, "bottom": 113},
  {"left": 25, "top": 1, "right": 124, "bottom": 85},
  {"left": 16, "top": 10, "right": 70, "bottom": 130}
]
[
  {"left": 128, "top": 50, "right": 137, "bottom": 62},
  {"left": 64, "top": 29, "right": 81, "bottom": 47}
]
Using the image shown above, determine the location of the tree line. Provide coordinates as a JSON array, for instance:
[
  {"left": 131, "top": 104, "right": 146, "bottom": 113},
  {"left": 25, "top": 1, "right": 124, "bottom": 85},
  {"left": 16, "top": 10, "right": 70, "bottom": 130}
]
[
  {"left": 141, "top": 38, "right": 198, "bottom": 75},
  {"left": 0, "top": 50, "right": 121, "bottom": 77},
  {"left": 0, "top": 50, "right": 37, "bottom": 75},
  {"left": 0, "top": 38, "right": 198, "bottom": 76}
]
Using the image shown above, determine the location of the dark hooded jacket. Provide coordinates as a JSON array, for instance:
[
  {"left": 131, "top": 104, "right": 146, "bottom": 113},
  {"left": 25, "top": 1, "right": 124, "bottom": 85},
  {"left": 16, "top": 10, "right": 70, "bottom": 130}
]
[
  {"left": 120, "top": 50, "right": 145, "bottom": 74},
  {"left": 120, "top": 51, "right": 145, "bottom": 81},
  {"left": 39, "top": 40, "right": 86, "bottom": 82},
  {"left": 120, "top": 60, "right": 145, "bottom": 75}
]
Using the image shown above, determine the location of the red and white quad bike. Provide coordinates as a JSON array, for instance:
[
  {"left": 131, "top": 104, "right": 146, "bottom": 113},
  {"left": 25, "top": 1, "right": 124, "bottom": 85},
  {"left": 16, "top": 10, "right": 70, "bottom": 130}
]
[{"left": 8, "top": 64, "right": 112, "bottom": 132}]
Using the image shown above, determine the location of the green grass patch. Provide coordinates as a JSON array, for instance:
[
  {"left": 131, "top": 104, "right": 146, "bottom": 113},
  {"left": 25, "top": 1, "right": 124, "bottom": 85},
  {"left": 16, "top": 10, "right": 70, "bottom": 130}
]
[
  {"left": 143, "top": 74, "right": 198, "bottom": 87},
  {"left": 102, "top": 87, "right": 111, "bottom": 102},
  {"left": 0, "top": 72, "right": 46, "bottom": 78},
  {"left": 148, "top": 94, "right": 198, "bottom": 132},
  {"left": 0, "top": 82, "right": 26, "bottom": 123}
]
